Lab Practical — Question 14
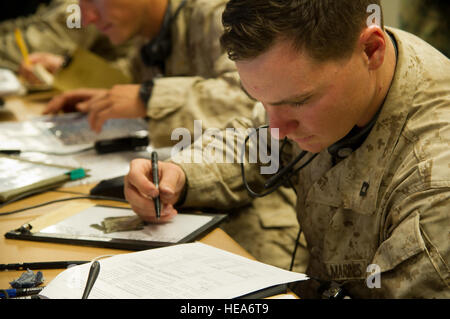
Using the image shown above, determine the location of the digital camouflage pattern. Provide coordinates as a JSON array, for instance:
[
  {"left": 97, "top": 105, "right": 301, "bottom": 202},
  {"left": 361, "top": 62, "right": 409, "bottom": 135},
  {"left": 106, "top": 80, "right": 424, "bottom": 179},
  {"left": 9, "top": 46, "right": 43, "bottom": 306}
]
[{"left": 170, "top": 28, "right": 450, "bottom": 298}]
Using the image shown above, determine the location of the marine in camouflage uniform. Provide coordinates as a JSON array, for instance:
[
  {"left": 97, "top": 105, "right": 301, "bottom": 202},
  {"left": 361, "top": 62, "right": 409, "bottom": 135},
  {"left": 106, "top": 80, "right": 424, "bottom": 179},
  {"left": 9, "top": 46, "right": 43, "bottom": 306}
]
[
  {"left": 0, "top": 0, "right": 136, "bottom": 77},
  {"left": 169, "top": 27, "right": 450, "bottom": 298},
  {"left": 399, "top": 0, "right": 450, "bottom": 57}
]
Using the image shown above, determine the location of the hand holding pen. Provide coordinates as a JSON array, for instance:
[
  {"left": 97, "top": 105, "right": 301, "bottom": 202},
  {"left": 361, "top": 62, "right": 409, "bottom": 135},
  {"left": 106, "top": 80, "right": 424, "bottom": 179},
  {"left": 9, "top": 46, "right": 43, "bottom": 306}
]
[{"left": 124, "top": 154, "right": 186, "bottom": 223}]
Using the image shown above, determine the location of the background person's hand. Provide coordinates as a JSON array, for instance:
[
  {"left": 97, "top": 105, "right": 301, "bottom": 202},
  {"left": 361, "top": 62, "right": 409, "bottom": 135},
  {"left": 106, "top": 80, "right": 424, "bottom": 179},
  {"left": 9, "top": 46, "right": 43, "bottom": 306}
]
[
  {"left": 124, "top": 159, "right": 187, "bottom": 223},
  {"left": 18, "top": 52, "right": 64, "bottom": 85},
  {"left": 43, "top": 88, "right": 108, "bottom": 114},
  {"left": 76, "top": 84, "right": 147, "bottom": 133}
]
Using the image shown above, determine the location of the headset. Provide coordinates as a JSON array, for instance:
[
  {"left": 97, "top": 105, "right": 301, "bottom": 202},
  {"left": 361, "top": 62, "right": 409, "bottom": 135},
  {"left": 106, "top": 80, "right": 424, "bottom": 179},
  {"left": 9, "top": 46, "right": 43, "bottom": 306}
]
[
  {"left": 240, "top": 125, "right": 318, "bottom": 198},
  {"left": 140, "top": 0, "right": 188, "bottom": 70},
  {"left": 240, "top": 107, "right": 380, "bottom": 198}
]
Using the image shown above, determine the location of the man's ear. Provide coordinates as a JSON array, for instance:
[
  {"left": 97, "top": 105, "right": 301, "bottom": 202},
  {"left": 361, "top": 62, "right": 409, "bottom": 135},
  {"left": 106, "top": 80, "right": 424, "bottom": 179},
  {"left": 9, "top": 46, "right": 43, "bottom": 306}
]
[{"left": 359, "top": 26, "right": 386, "bottom": 70}]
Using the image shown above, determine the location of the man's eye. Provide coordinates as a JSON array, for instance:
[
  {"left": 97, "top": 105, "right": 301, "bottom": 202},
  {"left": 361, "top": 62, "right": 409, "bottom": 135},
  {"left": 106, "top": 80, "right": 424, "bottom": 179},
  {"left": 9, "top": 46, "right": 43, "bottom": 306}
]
[{"left": 291, "top": 102, "right": 305, "bottom": 107}]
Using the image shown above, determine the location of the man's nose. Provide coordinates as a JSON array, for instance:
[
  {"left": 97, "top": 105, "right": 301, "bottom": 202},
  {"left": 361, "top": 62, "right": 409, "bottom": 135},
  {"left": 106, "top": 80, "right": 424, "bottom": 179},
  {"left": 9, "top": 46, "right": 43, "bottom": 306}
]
[
  {"left": 80, "top": 2, "right": 99, "bottom": 26},
  {"left": 266, "top": 107, "right": 299, "bottom": 139}
]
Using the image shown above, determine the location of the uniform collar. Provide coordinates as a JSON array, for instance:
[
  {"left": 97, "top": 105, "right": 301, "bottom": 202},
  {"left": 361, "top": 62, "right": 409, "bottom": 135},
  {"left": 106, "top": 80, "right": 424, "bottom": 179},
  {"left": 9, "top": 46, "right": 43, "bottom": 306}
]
[
  {"left": 140, "top": 0, "right": 187, "bottom": 71},
  {"left": 306, "top": 28, "right": 417, "bottom": 215},
  {"left": 327, "top": 29, "right": 398, "bottom": 164}
]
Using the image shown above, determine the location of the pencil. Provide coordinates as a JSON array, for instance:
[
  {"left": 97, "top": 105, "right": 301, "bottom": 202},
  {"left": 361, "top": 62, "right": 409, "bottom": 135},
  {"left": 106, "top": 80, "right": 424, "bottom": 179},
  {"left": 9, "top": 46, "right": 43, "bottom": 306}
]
[{"left": 14, "top": 28, "right": 30, "bottom": 66}]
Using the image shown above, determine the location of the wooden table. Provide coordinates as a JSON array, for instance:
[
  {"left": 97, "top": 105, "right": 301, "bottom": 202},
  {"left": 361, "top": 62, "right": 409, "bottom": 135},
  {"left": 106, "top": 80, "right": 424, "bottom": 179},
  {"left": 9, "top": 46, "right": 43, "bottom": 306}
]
[
  {"left": 1, "top": 94, "right": 54, "bottom": 121},
  {"left": 0, "top": 95, "right": 254, "bottom": 289},
  {"left": 0, "top": 183, "right": 254, "bottom": 288}
]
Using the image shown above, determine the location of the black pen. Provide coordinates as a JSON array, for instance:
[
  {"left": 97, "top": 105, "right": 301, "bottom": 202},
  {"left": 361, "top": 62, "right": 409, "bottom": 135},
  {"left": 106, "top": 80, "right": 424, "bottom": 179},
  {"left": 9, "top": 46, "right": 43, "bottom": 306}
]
[
  {"left": 151, "top": 151, "right": 161, "bottom": 219},
  {"left": 82, "top": 261, "right": 100, "bottom": 299},
  {"left": 0, "top": 149, "right": 21, "bottom": 155},
  {"left": 0, "top": 260, "right": 90, "bottom": 271},
  {"left": 0, "top": 287, "right": 44, "bottom": 298}
]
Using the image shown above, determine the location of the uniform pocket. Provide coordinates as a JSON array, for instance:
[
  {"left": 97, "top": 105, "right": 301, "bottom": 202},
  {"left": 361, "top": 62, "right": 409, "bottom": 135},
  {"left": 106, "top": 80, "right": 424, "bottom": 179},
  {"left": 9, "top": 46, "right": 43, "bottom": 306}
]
[{"left": 372, "top": 211, "right": 426, "bottom": 273}]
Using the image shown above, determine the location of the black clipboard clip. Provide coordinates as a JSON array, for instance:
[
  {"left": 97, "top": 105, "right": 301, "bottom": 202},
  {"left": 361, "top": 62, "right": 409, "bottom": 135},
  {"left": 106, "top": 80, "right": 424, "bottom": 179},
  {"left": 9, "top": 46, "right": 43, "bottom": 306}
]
[{"left": 12, "top": 223, "right": 32, "bottom": 235}]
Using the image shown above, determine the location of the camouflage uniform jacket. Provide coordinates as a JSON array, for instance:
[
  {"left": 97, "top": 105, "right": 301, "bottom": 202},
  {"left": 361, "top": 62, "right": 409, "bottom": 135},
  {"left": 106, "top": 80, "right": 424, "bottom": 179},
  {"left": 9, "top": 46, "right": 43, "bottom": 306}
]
[
  {"left": 170, "top": 28, "right": 450, "bottom": 298},
  {"left": 140, "top": 0, "right": 255, "bottom": 148}
]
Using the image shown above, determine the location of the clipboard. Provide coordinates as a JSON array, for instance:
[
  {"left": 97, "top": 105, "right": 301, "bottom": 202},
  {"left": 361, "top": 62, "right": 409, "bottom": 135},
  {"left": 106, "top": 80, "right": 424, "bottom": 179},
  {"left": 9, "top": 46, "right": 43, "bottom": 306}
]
[{"left": 5, "top": 203, "right": 227, "bottom": 250}]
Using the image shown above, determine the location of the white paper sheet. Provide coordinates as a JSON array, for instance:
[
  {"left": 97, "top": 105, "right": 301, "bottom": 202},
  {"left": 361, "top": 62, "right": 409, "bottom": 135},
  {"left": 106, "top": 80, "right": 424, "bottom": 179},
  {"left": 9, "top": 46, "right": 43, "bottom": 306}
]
[
  {"left": 0, "top": 68, "right": 24, "bottom": 96},
  {"left": 39, "top": 242, "right": 308, "bottom": 299}
]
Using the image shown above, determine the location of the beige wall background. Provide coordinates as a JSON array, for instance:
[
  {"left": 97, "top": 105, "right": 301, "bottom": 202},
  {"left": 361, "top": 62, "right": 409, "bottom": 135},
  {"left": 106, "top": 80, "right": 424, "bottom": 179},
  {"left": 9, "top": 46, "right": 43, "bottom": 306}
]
[{"left": 381, "top": 0, "right": 401, "bottom": 28}]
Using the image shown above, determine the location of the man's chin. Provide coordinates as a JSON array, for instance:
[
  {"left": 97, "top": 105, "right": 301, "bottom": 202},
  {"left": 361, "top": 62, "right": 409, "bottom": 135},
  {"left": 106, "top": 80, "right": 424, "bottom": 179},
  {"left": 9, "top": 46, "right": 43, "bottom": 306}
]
[
  {"left": 109, "top": 36, "right": 126, "bottom": 45},
  {"left": 104, "top": 30, "right": 129, "bottom": 45}
]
